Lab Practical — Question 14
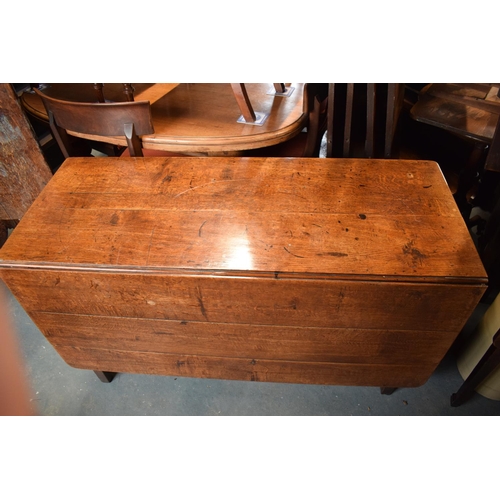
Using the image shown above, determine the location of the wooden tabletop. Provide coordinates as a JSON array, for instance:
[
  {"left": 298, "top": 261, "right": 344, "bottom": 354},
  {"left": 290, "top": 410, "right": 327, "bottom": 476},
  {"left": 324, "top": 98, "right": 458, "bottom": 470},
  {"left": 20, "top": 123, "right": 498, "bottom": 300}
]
[
  {"left": 20, "top": 83, "right": 307, "bottom": 155},
  {"left": 410, "top": 83, "right": 500, "bottom": 142},
  {"left": 144, "top": 83, "right": 307, "bottom": 153},
  {"left": 0, "top": 156, "right": 487, "bottom": 284}
]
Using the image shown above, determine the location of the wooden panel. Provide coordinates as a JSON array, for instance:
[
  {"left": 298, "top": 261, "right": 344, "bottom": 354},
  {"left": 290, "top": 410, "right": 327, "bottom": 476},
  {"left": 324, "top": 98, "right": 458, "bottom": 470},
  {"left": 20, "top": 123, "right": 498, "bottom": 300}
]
[
  {"left": 1, "top": 270, "right": 485, "bottom": 332},
  {"left": 0, "top": 157, "right": 486, "bottom": 281},
  {"left": 32, "top": 312, "right": 458, "bottom": 365},
  {"left": 20, "top": 84, "right": 157, "bottom": 120},
  {"left": 411, "top": 87, "right": 499, "bottom": 142},
  {"left": 0, "top": 155, "right": 487, "bottom": 388},
  {"left": 0, "top": 84, "right": 52, "bottom": 220},
  {"left": 54, "top": 345, "right": 436, "bottom": 387}
]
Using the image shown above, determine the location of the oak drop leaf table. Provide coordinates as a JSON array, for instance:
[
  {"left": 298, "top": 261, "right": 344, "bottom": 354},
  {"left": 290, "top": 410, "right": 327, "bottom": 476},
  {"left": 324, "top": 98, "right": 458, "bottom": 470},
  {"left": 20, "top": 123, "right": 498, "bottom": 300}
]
[{"left": 0, "top": 157, "right": 487, "bottom": 389}]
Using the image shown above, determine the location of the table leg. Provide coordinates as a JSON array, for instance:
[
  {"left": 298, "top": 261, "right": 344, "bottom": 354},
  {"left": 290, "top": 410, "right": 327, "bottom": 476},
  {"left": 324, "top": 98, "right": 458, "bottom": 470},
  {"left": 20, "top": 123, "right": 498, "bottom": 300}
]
[
  {"left": 380, "top": 387, "right": 397, "bottom": 395},
  {"left": 230, "top": 83, "right": 256, "bottom": 123},
  {"left": 94, "top": 371, "right": 117, "bottom": 383}
]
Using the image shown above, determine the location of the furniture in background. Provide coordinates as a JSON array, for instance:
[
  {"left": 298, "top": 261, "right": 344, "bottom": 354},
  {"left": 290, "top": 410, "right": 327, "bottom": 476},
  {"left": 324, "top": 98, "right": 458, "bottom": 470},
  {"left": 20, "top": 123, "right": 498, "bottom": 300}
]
[
  {"left": 0, "top": 84, "right": 52, "bottom": 246},
  {"left": 245, "top": 83, "right": 328, "bottom": 157},
  {"left": 410, "top": 84, "right": 500, "bottom": 298},
  {"left": 25, "top": 83, "right": 310, "bottom": 156},
  {"left": 326, "top": 83, "right": 405, "bottom": 159},
  {"left": 0, "top": 156, "right": 486, "bottom": 389},
  {"left": 34, "top": 89, "right": 155, "bottom": 158},
  {"left": 452, "top": 291, "right": 500, "bottom": 406},
  {"left": 22, "top": 84, "right": 180, "bottom": 159},
  {"left": 20, "top": 84, "right": 171, "bottom": 119},
  {"left": 410, "top": 84, "right": 500, "bottom": 216}
]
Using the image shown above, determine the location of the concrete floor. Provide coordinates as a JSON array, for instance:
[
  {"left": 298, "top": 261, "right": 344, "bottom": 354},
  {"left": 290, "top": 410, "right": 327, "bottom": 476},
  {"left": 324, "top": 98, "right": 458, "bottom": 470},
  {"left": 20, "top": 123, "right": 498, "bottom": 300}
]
[{"left": 2, "top": 280, "right": 499, "bottom": 416}]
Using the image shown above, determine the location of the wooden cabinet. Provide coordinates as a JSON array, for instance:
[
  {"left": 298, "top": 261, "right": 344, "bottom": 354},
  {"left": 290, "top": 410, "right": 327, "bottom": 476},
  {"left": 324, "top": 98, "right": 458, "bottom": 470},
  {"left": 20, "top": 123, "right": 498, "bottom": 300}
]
[{"left": 0, "top": 156, "right": 487, "bottom": 388}]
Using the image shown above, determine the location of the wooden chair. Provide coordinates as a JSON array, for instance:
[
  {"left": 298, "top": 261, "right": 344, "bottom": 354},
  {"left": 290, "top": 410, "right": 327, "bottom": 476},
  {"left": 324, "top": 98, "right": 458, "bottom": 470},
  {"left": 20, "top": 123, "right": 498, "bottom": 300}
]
[
  {"left": 34, "top": 88, "right": 155, "bottom": 158},
  {"left": 410, "top": 84, "right": 500, "bottom": 217},
  {"left": 326, "top": 83, "right": 405, "bottom": 159},
  {"left": 245, "top": 83, "right": 328, "bottom": 157}
]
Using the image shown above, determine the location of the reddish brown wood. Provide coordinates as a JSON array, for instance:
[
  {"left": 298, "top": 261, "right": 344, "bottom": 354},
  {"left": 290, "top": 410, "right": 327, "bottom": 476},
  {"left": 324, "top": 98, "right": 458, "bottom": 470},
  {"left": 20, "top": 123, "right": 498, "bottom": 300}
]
[
  {"left": 56, "top": 347, "right": 436, "bottom": 387},
  {"left": 343, "top": 83, "right": 354, "bottom": 157},
  {"left": 2, "top": 270, "right": 484, "bottom": 332},
  {"left": 0, "top": 157, "right": 487, "bottom": 387},
  {"left": 384, "top": 83, "right": 405, "bottom": 158},
  {"left": 29, "top": 313, "right": 466, "bottom": 364},
  {"left": 230, "top": 83, "right": 257, "bottom": 122},
  {"left": 274, "top": 83, "right": 286, "bottom": 93},
  {"left": 122, "top": 84, "right": 135, "bottom": 102},
  {"left": 93, "top": 84, "right": 105, "bottom": 103},
  {"left": 365, "top": 83, "right": 376, "bottom": 157},
  {"left": 410, "top": 84, "right": 499, "bottom": 142},
  {"left": 22, "top": 83, "right": 308, "bottom": 154},
  {"left": 34, "top": 89, "right": 154, "bottom": 158},
  {"left": 327, "top": 84, "right": 404, "bottom": 159},
  {"left": 326, "top": 83, "right": 336, "bottom": 158},
  {"left": 0, "top": 84, "right": 52, "bottom": 223},
  {"left": 21, "top": 84, "right": 156, "bottom": 122}
]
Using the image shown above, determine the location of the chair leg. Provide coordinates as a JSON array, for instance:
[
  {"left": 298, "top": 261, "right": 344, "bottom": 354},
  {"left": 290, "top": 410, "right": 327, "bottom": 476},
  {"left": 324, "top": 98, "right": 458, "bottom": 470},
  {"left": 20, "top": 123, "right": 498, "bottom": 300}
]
[
  {"left": 454, "top": 142, "right": 487, "bottom": 219},
  {"left": 380, "top": 387, "right": 397, "bottom": 395},
  {"left": 94, "top": 370, "right": 117, "bottom": 383},
  {"left": 451, "top": 335, "right": 500, "bottom": 407}
]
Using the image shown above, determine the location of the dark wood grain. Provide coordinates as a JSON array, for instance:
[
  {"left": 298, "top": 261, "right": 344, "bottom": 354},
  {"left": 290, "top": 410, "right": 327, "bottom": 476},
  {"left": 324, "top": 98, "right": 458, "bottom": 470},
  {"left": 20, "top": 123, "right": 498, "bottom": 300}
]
[
  {"left": 1, "top": 270, "right": 484, "bottom": 332},
  {"left": 31, "top": 312, "right": 463, "bottom": 365},
  {"left": 55, "top": 346, "right": 436, "bottom": 387}
]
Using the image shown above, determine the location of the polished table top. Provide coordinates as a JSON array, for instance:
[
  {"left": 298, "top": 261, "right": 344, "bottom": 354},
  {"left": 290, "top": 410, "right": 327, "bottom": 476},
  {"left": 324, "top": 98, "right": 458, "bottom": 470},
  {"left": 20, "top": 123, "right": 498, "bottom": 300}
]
[
  {"left": 410, "top": 83, "right": 500, "bottom": 142},
  {"left": 21, "top": 83, "right": 307, "bottom": 155},
  {"left": 0, "top": 156, "right": 486, "bottom": 283}
]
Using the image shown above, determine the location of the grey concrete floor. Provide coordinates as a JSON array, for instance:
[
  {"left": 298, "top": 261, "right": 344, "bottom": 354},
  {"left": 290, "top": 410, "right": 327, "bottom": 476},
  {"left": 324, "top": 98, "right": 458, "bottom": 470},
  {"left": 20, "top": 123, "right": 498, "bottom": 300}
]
[{"left": 2, "top": 281, "right": 499, "bottom": 416}]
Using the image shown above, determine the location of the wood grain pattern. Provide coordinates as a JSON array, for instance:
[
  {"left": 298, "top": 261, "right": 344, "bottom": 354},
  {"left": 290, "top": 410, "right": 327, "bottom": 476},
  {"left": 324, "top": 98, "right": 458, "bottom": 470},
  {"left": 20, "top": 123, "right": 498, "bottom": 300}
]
[
  {"left": 55, "top": 346, "right": 436, "bottom": 387},
  {"left": 32, "top": 312, "right": 462, "bottom": 365},
  {"left": 1, "top": 270, "right": 484, "bottom": 332},
  {"left": 0, "top": 156, "right": 487, "bottom": 387},
  {"left": 0, "top": 84, "right": 52, "bottom": 221},
  {"left": 22, "top": 83, "right": 307, "bottom": 154},
  {"left": 145, "top": 83, "right": 307, "bottom": 153},
  {"left": 20, "top": 84, "right": 157, "bottom": 120},
  {"left": 0, "top": 157, "right": 486, "bottom": 281},
  {"left": 411, "top": 84, "right": 499, "bottom": 142}
]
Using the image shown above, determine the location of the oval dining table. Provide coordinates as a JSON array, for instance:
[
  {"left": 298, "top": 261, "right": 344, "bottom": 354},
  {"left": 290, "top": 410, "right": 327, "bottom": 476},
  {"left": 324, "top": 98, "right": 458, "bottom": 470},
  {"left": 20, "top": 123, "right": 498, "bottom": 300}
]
[{"left": 20, "top": 83, "right": 308, "bottom": 156}]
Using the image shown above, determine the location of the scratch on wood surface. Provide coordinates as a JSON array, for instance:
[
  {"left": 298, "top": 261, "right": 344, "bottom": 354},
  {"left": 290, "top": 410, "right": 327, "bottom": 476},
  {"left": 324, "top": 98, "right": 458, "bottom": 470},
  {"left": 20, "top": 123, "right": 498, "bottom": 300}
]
[
  {"left": 277, "top": 190, "right": 309, "bottom": 201},
  {"left": 283, "top": 246, "right": 305, "bottom": 258},
  {"left": 317, "top": 252, "right": 349, "bottom": 257},
  {"left": 174, "top": 179, "right": 242, "bottom": 198},
  {"left": 146, "top": 228, "right": 155, "bottom": 265},
  {"left": 196, "top": 286, "right": 208, "bottom": 320},
  {"left": 198, "top": 220, "right": 207, "bottom": 237}
]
